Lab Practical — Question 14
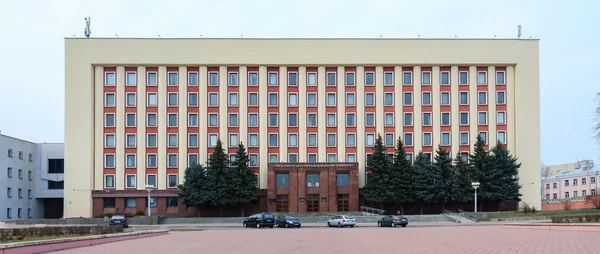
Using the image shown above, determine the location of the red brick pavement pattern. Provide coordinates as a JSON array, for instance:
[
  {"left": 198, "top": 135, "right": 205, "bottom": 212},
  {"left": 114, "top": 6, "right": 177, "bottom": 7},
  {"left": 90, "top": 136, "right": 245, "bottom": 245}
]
[{"left": 49, "top": 226, "right": 599, "bottom": 254}]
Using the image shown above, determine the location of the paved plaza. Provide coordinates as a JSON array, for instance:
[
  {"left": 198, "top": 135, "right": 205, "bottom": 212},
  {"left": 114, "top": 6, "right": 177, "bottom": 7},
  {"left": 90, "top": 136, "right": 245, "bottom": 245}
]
[{"left": 50, "top": 226, "right": 599, "bottom": 253}]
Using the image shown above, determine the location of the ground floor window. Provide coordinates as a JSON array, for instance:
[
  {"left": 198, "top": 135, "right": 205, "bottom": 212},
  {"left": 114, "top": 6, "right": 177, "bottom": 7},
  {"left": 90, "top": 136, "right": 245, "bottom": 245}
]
[
  {"left": 104, "top": 198, "right": 115, "bottom": 208},
  {"left": 307, "top": 194, "right": 319, "bottom": 212},
  {"left": 126, "top": 198, "right": 137, "bottom": 208},
  {"left": 337, "top": 194, "right": 349, "bottom": 212},
  {"left": 167, "top": 197, "right": 178, "bottom": 207},
  {"left": 276, "top": 194, "right": 289, "bottom": 212}
]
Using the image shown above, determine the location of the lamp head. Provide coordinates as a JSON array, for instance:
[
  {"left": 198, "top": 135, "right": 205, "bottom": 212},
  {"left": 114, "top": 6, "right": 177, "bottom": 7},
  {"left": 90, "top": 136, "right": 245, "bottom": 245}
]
[
  {"left": 144, "top": 185, "right": 154, "bottom": 190},
  {"left": 471, "top": 182, "right": 480, "bottom": 187}
]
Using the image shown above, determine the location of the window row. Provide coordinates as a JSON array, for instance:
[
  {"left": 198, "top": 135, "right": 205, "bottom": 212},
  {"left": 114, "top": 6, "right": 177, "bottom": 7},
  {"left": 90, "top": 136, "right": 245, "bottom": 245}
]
[
  {"left": 275, "top": 173, "right": 350, "bottom": 187},
  {"left": 104, "top": 70, "right": 507, "bottom": 87},
  {"left": 104, "top": 174, "right": 179, "bottom": 189},
  {"left": 103, "top": 197, "right": 186, "bottom": 209},
  {"left": 5, "top": 187, "right": 33, "bottom": 199},
  {"left": 5, "top": 208, "right": 32, "bottom": 219},
  {"left": 562, "top": 177, "right": 597, "bottom": 187},
  {"left": 5, "top": 167, "right": 33, "bottom": 180},
  {"left": 6, "top": 149, "right": 33, "bottom": 161}
]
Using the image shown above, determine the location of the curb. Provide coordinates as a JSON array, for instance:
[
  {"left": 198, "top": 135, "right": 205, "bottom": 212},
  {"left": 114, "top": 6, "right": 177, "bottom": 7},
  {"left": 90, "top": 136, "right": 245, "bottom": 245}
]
[
  {"left": 0, "top": 229, "right": 168, "bottom": 254},
  {"left": 503, "top": 224, "right": 600, "bottom": 232}
]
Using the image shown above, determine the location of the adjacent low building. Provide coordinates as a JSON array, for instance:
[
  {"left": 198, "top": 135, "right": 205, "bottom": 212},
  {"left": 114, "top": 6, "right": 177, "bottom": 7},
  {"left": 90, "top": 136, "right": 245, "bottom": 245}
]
[
  {"left": 0, "top": 132, "right": 64, "bottom": 221},
  {"left": 542, "top": 162, "right": 599, "bottom": 201}
]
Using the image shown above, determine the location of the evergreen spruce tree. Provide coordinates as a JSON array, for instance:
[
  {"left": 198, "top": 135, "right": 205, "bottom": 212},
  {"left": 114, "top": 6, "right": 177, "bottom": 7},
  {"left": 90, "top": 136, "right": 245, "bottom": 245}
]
[
  {"left": 230, "top": 142, "right": 258, "bottom": 217},
  {"left": 469, "top": 135, "right": 502, "bottom": 210},
  {"left": 361, "top": 134, "right": 394, "bottom": 208},
  {"left": 178, "top": 163, "right": 209, "bottom": 211},
  {"left": 452, "top": 152, "right": 473, "bottom": 205},
  {"left": 491, "top": 141, "right": 522, "bottom": 202},
  {"left": 392, "top": 137, "right": 414, "bottom": 214},
  {"left": 206, "top": 138, "right": 234, "bottom": 217},
  {"left": 413, "top": 152, "right": 442, "bottom": 214},
  {"left": 434, "top": 146, "right": 453, "bottom": 211}
]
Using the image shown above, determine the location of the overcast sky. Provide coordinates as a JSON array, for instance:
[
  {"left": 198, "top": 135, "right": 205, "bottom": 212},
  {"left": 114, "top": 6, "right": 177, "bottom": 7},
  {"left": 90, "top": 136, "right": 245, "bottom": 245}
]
[{"left": 0, "top": 0, "right": 598, "bottom": 165}]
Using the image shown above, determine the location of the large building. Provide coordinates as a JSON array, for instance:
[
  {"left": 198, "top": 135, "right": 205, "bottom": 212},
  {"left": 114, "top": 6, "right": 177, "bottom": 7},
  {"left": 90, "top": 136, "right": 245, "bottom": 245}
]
[
  {"left": 0, "top": 132, "right": 64, "bottom": 221},
  {"left": 64, "top": 38, "right": 540, "bottom": 217}
]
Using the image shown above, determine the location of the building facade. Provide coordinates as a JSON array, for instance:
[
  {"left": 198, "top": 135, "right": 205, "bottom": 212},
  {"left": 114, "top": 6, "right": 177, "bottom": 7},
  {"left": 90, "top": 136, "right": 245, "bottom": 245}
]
[
  {"left": 64, "top": 38, "right": 541, "bottom": 218},
  {"left": 542, "top": 163, "right": 599, "bottom": 201},
  {"left": 0, "top": 133, "right": 64, "bottom": 221},
  {"left": 542, "top": 160, "right": 595, "bottom": 178}
]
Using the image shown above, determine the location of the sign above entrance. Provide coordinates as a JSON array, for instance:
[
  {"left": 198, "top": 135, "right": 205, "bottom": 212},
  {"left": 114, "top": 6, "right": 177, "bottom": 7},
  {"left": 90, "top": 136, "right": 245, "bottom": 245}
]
[
  {"left": 321, "top": 197, "right": 328, "bottom": 202},
  {"left": 299, "top": 197, "right": 305, "bottom": 202}
]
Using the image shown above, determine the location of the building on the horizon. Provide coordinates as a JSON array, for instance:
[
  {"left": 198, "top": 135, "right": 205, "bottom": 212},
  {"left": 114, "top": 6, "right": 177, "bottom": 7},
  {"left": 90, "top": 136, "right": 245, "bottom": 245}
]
[
  {"left": 0, "top": 132, "right": 64, "bottom": 221},
  {"left": 64, "top": 38, "right": 541, "bottom": 217},
  {"left": 541, "top": 162, "right": 599, "bottom": 210},
  {"left": 542, "top": 160, "right": 595, "bottom": 178}
]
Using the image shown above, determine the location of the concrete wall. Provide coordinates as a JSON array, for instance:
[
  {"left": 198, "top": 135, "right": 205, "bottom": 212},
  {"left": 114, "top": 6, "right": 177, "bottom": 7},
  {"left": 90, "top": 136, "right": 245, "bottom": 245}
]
[
  {"left": 0, "top": 134, "right": 37, "bottom": 221},
  {"left": 34, "top": 143, "right": 65, "bottom": 199},
  {"left": 65, "top": 38, "right": 541, "bottom": 218}
]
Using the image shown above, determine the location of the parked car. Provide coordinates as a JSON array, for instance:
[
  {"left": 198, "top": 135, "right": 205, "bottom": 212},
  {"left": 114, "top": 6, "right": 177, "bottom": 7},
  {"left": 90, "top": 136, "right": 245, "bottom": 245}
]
[
  {"left": 327, "top": 215, "right": 356, "bottom": 228},
  {"left": 377, "top": 215, "right": 408, "bottom": 228},
  {"left": 276, "top": 215, "right": 302, "bottom": 228},
  {"left": 108, "top": 215, "right": 129, "bottom": 228},
  {"left": 243, "top": 212, "right": 275, "bottom": 228}
]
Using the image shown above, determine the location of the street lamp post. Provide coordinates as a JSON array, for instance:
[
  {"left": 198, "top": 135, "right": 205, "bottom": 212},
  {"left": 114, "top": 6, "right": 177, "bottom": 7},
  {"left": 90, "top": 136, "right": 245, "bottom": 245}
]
[
  {"left": 472, "top": 182, "right": 480, "bottom": 213},
  {"left": 144, "top": 185, "right": 153, "bottom": 216}
]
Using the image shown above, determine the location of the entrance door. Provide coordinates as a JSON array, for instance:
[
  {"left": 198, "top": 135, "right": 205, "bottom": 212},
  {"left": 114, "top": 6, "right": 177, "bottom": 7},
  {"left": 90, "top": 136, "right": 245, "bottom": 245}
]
[
  {"left": 337, "top": 194, "right": 349, "bottom": 212},
  {"left": 306, "top": 194, "right": 320, "bottom": 212},
  {"left": 276, "top": 195, "right": 289, "bottom": 212}
]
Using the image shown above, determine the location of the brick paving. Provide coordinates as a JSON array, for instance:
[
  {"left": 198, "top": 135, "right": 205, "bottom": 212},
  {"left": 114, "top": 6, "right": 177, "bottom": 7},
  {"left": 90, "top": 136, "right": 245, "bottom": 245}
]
[{"left": 48, "top": 225, "right": 600, "bottom": 254}]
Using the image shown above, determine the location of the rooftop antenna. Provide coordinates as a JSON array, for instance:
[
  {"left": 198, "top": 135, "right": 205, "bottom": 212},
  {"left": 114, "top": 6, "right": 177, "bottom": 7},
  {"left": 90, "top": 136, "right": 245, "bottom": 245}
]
[
  {"left": 115, "top": 34, "right": 119, "bottom": 38},
  {"left": 158, "top": 35, "right": 162, "bottom": 39},
  {"left": 517, "top": 25, "right": 522, "bottom": 39},
  {"left": 84, "top": 17, "right": 91, "bottom": 38},
  {"left": 240, "top": 35, "right": 243, "bottom": 38},
  {"left": 200, "top": 34, "right": 202, "bottom": 38},
  {"left": 418, "top": 35, "right": 420, "bottom": 38}
]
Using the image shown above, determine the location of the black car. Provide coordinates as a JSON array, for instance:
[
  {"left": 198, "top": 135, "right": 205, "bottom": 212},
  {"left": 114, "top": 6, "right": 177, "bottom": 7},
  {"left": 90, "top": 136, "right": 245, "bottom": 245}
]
[
  {"left": 377, "top": 215, "right": 408, "bottom": 228},
  {"left": 276, "top": 215, "right": 302, "bottom": 228},
  {"left": 108, "top": 215, "right": 129, "bottom": 228},
  {"left": 243, "top": 213, "right": 275, "bottom": 228}
]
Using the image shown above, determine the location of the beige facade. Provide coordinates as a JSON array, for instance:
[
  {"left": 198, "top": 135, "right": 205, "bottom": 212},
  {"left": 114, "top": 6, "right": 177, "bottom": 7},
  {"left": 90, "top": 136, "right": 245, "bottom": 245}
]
[{"left": 64, "top": 38, "right": 540, "bottom": 218}]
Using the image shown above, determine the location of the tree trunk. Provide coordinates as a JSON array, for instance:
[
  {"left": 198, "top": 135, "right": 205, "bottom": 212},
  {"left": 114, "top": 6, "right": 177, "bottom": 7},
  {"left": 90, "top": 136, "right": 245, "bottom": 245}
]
[{"left": 400, "top": 203, "right": 404, "bottom": 215}]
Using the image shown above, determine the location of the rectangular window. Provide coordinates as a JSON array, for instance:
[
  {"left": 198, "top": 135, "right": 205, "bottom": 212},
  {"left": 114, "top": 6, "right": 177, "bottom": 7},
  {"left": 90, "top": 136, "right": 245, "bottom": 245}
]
[
  {"left": 188, "top": 113, "right": 198, "bottom": 127},
  {"left": 478, "top": 132, "right": 488, "bottom": 145},
  {"left": 497, "top": 131, "right": 506, "bottom": 144},
  {"left": 403, "top": 72, "right": 412, "bottom": 85},
  {"left": 18, "top": 169, "right": 23, "bottom": 179},
  {"left": 147, "top": 134, "right": 157, "bottom": 148},
  {"left": 208, "top": 93, "right": 219, "bottom": 106},
  {"left": 385, "top": 113, "right": 394, "bottom": 126},
  {"left": 384, "top": 93, "right": 394, "bottom": 106},
  {"left": 441, "top": 112, "right": 450, "bottom": 126},
  {"left": 404, "top": 133, "right": 413, "bottom": 146},
  {"left": 269, "top": 134, "right": 278, "bottom": 147},
  {"left": 147, "top": 154, "right": 157, "bottom": 168},
  {"left": 228, "top": 93, "right": 239, "bottom": 106},
  {"left": 269, "top": 113, "right": 278, "bottom": 127},
  {"left": 208, "top": 72, "right": 219, "bottom": 86},
  {"left": 105, "top": 154, "right": 115, "bottom": 168},
  {"left": 365, "top": 113, "right": 375, "bottom": 127},
  {"left": 460, "top": 92, "right": 468, "bottom": 105},
  {"left": 422, "top": 92, "right": 431, "bottom": 106},
  {"left": 404, "top": 113, "right": 413, "bottom": 126},
  {"left": 288, "top": 72, "right": 298, "bottom": 86},
  {"left": 168, "top": 72, "right": 178, "bottom": 86},
  {"left": 168, "top": 134, "right": 178, "bottom": 147},
  {"left": 327, "top": 113, "right": 336, "bottom": 127},
  {"left": 7, "top": 187, "right": 12, "bottom": 198},
  {"left": 188, "top": 72, "right": 198, "bottom": 86},
  {"left": 347, "top": 154, "right": 356, "bottom": 162},
  {"left": 478, "top": 92, "right": 487, "bottom": 105},
  {"left": 126, "top": 154, "right": 136, "bottom": 168},
  {"left": 126, "top": 175, "right": 136, "bottom": 188},
  {"left": 228, "top": 72, "right": 238, "bottom": 86},
  {"left": 168, "top": 154, "right": 178, "bottom": 168},
  {"left": 365, "top": 72, "right": 375, "bottom": 86},
  {"left": 496, "top": 71, "right": 506, "bottom": 85},
  {"left": 307, "top": 72, "right": 317, "bottom": 86},
  {"left": 248, "top": 72, "right": 258, "bottom": 86},
  {"left": 188, "top": 93, "right": 198, "bottom": 107},
  {"left": 327, "top": 133, "right": 336, "bottom": 147},
  {"left": 126, "top": 197, "right": 136, "bottom": 208},
  {"left": 105, "top": 72, "right": 115, "bottom": 86},
  {"left": 478, "top": 72, "right": 487, "bottom": 85},
  {"left": 346, "top": 133, "right": 356, "bottom": 147},
  {"left": 440, "top": 71, "right": 450, "bottom": 85},
  {"left": 346, "top": 72, "right": 355, "bottom": 86},
  {"left": 147, "top": 72, "right": 157, "bottom": 86},
  {"left": 306, "top": 174, "right": 320, "bottom": 187},
  {"left": 307, "top": 113, "right": 317, "bottom": 127},
  {"left": 105, "top": 175, "right": 115, "bottom": 188},
  {"left": 441, "top": 132, "right": 451, "bottom": 146},
  {"left": 366, "top": 134, "right": 375, "bottom": 147},
  {"left": 422, "top": 112, "right": 432, "bottom": 126},
  {"left": 346, "top": 93, "right": 355, "bottom": 106},
  {"left": 459, "top": 71, "right": 468, "bottom": 85},
  {"left": 125, "top": 113, "right": 136, "bottom": 127},
  {"left": 268, "top": 93, "right": 278, "bottom": 106},
  {"left": 365, "top": 93, "right": 375, "bottom": 106},
  {"left": 385, "top": 133, "right": 394, "bottom": 147},
  {"left": 104, "top": 198, "right": 116, "bottom": 208},
  {"left": 168, "top": 92, "right": 178, "bottom": 106},
  {"left": 307, "top": 93, "right": 317, "bottom": 107},
  {"left": 208, "top": 113, "right": 218, "bottom": 127},
  {"left": 229, "top": 113, "right": 239, "bottom": 127},
  {"left": 497, "top": 111, "right": 506, "bottom": 125},
  {"left": 288, "top": 93, "right": 298, "bottom": 107},
  {"left": 248, "top": 113, "right": 258, "bottom": 127},
  {"left": 497, "top": 91, "right": 506, "bottom": 105},
  {"left": 269, "top": 72, "right": 278, "bottom": 86},
  {"left": 337, "top": 174, "right": 350, "bottom": 187},
  {"left": 126, "top": 72, "right": 136, "bottom": 86},
  {"left": 288, "top": 134, "right": 298, "bottom": 147},
  {"left": 249, "top": 134, "right": 258, "bottom": 147},
  {"left": 403, "top": 92, "right": 413, "bottom": 106},
  {"left": 125, "top": 134, "right": 136, "bottom": 148},
  {"left": 248, "top": 92, "right": 258, "bottom": 106},
  {"left": 105, "top": 93, "right": 115, "bottom": 107},
  {"left": 288, "top": 113, "right": 298, "bottom": 127},
  {"left": 168, "top": 175, "right": 178, "bottom": 188},
  {"left": 105, "top": 113, "right": 115, "bottom": 127},
  {"left": 308, "top": 154, "right": 317, "bottom": 162},
  {"left": 384, "top": 72, "right": 393, "bottom": 85},
  {"left": 460, "top": 112, "right": 469, "bottom": 125},
  {"left": 441, "top": 92, "right": 450, "bottom": 105},
  {"left": 308, "top": 134, "right": 317, "bottom": 147},
  {"left": 147, "top": 93, "right": 157, "bottom": 106},
  {"left": 168, "top": 113, "right": 178, "bottom": 127},
  {"left": 327, "top": 72, "right": 336, "bottom": 86},
  {"left": 327, "top": 154, "right": 337, "bottom": 162},
  {"left": 346, "top": 113, "right": 356, "bottom": 127},
  {"left": 288, "top": 154, "right": 298, "bottom": 163},
  {"left": 327, "top": 93, "right": 336, "bottom": 106},
  {"left": 105, "top": 134, "right": 115, "bottom": 148},
  {"left": 147, "top": 175, "right": 157, "bottom": 187},
  {"left": 423, "top": 133, "right": 432, "bottom": 146},
  {"left": 422, "top": 72, "right": 431, "bottom": 85},
  {"left": 478, "top": 112, "right": 488, "bottom": 125},
  {"left": 209, "top": 134, "right": 218, "bottom": 147},
  {"left": 276, "top": 174, "right": 289, "bottom": 187},
  {"left": 249, "top": 154, "right": 258, "bottom": 167},
  {"left": 229, "top": 134, "right": 239, "bottom": 147}
]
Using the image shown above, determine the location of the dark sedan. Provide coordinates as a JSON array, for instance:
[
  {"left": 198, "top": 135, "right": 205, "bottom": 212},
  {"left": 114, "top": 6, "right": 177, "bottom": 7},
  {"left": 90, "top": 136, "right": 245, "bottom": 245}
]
[
  {"left": 108, "top": 215, "right": 129, "bottom": 228},
  {"left": 276, "top": 215, "right": 302, "bottom": 228},
  {"left": 377, "top": 215, "right": 408, "bottom": 228}
]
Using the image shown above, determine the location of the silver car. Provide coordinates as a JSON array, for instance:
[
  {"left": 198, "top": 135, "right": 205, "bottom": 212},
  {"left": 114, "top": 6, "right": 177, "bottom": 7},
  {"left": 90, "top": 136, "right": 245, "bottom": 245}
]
[{"left": 327, "top": 215, "right": 356, "bottom": 228}]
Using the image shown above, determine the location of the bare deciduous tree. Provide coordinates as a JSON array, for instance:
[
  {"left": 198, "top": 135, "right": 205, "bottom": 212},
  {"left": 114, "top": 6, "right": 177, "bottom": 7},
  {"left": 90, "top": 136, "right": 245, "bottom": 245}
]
[
  {"left": 541, "top": 161, "right": 551, "bottom": 178},
  {"left": 562, "top": 199, "right": 573, "bottom": 210},
  {"left": 586, "top": 195, "right": 600, "bottom": 209}
]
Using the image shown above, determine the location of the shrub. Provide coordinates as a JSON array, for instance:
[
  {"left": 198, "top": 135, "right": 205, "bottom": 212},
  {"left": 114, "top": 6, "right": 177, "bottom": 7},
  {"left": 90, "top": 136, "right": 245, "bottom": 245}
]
[
  {"left": 521, "top": 203, "right": 533, "bottom": 214},
  {"left": 562, "top": 199, "right": 573, "bottom": 210},
  {"left": 0, "top": 225, "right": 124, "bottom": 243},
  {"left": 551, "top": 215, "right": 600, "bottom": 224},
  {"left": 136, "top": 211, "right": 145, "bottom": 216}
]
